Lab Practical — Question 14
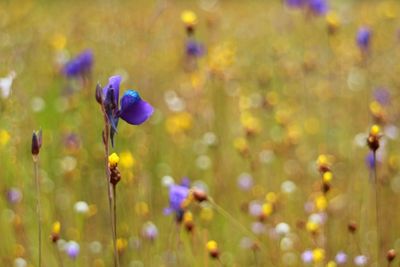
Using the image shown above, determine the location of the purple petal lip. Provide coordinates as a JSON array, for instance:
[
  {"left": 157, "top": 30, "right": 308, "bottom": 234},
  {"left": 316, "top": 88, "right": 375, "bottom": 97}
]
[
  {"left": 103, "top": 75, "right": 122, "bottom": 103},
  {"left": 119, "top": 90, "right": 154, "bottom": 125}
]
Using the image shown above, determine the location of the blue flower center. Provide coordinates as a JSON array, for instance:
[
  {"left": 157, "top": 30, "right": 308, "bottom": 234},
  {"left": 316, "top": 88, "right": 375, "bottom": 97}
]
[{"left": 123, "top": 90, "right": 141, "bottom": 103}]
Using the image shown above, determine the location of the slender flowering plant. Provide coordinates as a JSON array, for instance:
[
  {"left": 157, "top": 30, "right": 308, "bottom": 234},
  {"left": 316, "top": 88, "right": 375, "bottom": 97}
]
[
  {"left": 95, "top": 75, "right": 153, "bottom": 267},
  {"left": 96, "top": 75, "right": 154, "bottom": 146},
  {"left": 31, "top": 129, "right": 43, "bottom": 267}
]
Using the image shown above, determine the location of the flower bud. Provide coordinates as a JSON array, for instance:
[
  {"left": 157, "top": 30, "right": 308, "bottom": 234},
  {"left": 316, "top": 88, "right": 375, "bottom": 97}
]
[{"left": 31, "top": 129, "right": 42, "bottom": 156}]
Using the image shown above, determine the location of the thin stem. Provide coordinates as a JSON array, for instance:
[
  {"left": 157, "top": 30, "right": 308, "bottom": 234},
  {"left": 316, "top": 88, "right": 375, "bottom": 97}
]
[
  {"left": 55, "top": 245, "right": 64, "bottom": 267},
  {"left": 373, "top": 151, "right": 380, "bottom": 265},
  {"left": 207, "top": 198, "right": 267, "bottom": 252},
  {"left": 112, "top": 184, "right": 119, "bottom": 267},
  {"left": 33, "top": 156, "right": 42, "bottom": 267},
  {"left": 100, "top": 105, "right": 119, "bottom": 267}
]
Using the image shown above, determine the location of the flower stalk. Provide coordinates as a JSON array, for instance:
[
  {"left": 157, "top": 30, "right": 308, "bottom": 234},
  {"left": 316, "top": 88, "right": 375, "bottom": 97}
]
[{"left": 32, "top": 129, "right": 42, "bottom": 267}]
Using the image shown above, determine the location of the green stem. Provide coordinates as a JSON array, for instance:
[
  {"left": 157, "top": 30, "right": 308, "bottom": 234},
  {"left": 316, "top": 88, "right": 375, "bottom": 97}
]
[
  {"left": 112, "top": 184, "right": 119, "bottom": 267},
  {"left": 373, "top": 151, "right": 380, "bottom": 265},
  {"left": 101, "top": 106, "right": 119, "bottom": 267},
  {"left": 33, "top": 155, "right": 42, "bottom": 267}
]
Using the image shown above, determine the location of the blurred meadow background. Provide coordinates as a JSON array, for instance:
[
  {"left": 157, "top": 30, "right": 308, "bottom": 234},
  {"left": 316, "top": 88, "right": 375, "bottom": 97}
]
[{"left": 1, "top": 0, "right": 400, "bottom": 266}]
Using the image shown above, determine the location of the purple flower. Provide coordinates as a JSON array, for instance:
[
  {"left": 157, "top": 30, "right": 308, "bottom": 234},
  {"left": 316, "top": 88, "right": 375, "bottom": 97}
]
[
  {"left": 374, "top": 87, "right": 390, "bottom": 106},
  {"left": 65, "top": 241, "right": 80, "bottom": 259},
  {"left": 354, "top": 255, "right": 368, "bottom": 266},
  {"left": 186, "top": 40, "right": 205, "bottom": 57},
  {"left": 308, "top": 0, "right": 328, "bottom": 15},
  {"left": 164, "top": 184, "right": 190, "bottom": 222},
  {"left": 7, "top": 187, "right": 22, "bottom": 204},
  {"left": 301, "top": 250, "right": 313, "bottom": 263},
  {"left": 285, "top": 0, "right": 328, "bottom": 15},
  {"left": 285, "top": 0, "right": 307, "bottom": 7},
  {"left": 335, "top": 251, "right": 347, "bottom": 264},
  {"left": 99, "top": 75, "right": 154, "bottom": 146},
  {"left": 180, "top": 177, "right": 191, "bottom": 188},
  {"left": 63, "top": 50, "right": 93, "bottom": 78},
  {"left": 142, "top": 221, "right": 158, "bottom": 241},
  {"left": 356, "top": 27, "right": 371, "bottom": 51}
]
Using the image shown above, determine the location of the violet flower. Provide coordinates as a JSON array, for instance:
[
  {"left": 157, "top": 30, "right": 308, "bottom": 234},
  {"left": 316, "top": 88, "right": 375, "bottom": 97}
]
[
  {"left": 285, "top": 0, "right": 328, "bottom": 15},
  {"left": 308, "top": 0, "right": 328, "bottom": 15},
  {"left": 63, "top": 50, "right": 93, "bottom": 78},
  {"left": 285, "top": 0, "right": 306, "bottom": 7},
  {"left": 97, "top": 75, "right": 154, "bottom": 146},
  {"left": 356, "top": 27, "right": 371, "bottom": 52},
  {"left": 373, "top": 87, "right": 390, "bottom": 106},
  {"left": 164, "top": 184, "right": 190, "bottom": 223},
  {"left": 186, "top": 40, "right": 205, "bottom": 57}
]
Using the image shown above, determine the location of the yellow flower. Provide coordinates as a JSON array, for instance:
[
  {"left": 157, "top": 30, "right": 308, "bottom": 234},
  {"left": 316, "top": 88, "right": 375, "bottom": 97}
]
[
  {"left": 116, "top": 238, "right": 128, "bottom": 252},
  {"left": 52, "top": 221, "right": 61, "bottom": 235},
  {"left": 326, "top": 261, "right": 337, "bottom": 267},
  {"left": 119, "top": 151, "right": 135, "bottom": 169},
  {"left": 370, "top": 124, "right": 380, "bottom": 136},
  {"left": 306, "top": 220, "right": 319, "bottom": 234},
  {"left": 0, "top": 129, "right": 10, "bottom": 147},
  {"left": 312, "top": 248, "right": 325, "bottom": 263},
  {"left": 315, "top": 195, "right": 328, "bottom": 211},
  {"left": 206, "top": 240, "right": 218, "bottom": 251},
  {"left": 326, "top": 11, "right": 340, "bottom": 30},
  {"left": 165, "top": 112, "right": 193, "bottom": 135},
  {"left": 181, "top": 10, "right": 197, "bottom": 26},
  {"left": 323, "top": 171, "right": 333, "bottom": 183},
  {"left": 261, "top": 203, "right": 273, "bottom": 217},
  {"left": 241, "top": 112, "right": 261, "bottom": 135},
  {"left": 183, "top": 211, "right": 193, "bottom": 224},
  {"left": 108, "top": 153, "right": 119, "bottom": 167},
  {"left": 233, "top": 137, "right": 248, "bottom": 154},
  {"left": 50, "top": 33, "right": 67, "bottom": 51}
]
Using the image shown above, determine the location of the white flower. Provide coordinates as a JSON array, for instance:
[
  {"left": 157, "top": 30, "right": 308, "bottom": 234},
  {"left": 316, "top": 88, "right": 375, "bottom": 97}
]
[{"left": 0, "top": 71, "right": 16, "bottom": 99}]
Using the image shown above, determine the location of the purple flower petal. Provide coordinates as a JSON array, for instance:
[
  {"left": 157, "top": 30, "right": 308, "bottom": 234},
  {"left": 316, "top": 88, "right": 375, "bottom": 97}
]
[
  {"left": 103, "top": 75, "right": 121, "bottom": 103},
  {"left": 119, "top": 90, "right": 154, "bottom": 125}
]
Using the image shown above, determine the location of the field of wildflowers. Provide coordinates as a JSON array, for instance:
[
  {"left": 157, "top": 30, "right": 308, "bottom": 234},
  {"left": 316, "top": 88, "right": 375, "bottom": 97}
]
[{"left": 1, "top": 0, "right": 400, "bottom": 266}]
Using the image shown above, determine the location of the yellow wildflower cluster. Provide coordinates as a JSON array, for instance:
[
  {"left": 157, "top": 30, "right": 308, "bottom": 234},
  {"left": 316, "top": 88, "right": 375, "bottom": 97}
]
[
  {"left": 208, "top": 42, "right": 236, "bottom": 75},
  {"left": 165, "top": 112, "right": 193, "bottom": 135}
]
